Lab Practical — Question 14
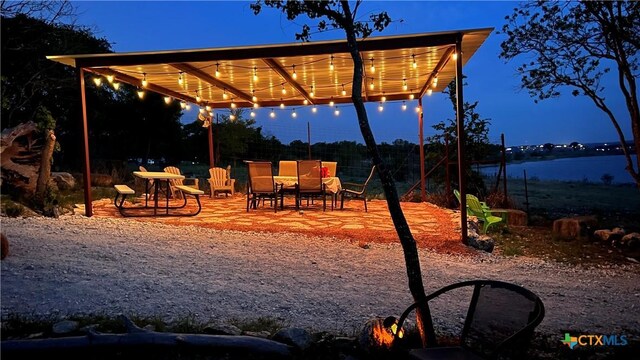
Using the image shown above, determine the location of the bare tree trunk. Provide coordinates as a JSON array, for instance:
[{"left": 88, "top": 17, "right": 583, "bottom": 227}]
[
  {"left": 35, "top": 129, "right": 56, "bottom": 197},
  {"left": 340, "top": 0, "right": 436, "bottom": 347}
]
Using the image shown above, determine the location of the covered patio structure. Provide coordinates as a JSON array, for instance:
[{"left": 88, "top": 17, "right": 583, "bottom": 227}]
[{"left": 47, "top": 27, "right": 493, "bottom": 243}]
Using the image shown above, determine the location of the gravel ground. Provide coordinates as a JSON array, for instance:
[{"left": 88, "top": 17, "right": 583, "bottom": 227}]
[{"left": 1, "top": 215, "right": 639, "bottom": 337}]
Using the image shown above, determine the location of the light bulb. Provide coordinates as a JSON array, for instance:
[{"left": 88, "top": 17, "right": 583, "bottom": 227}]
[
  {"left": 341, "top": 84, "right": 346, "bottom": 96},
  {"left": 141, "top": 73, "right": 148, "bottom": 88},
  {"left": 230, "top": 114, "right": 236, "bottom": 121},
  {"left": 222, "top": 89, "right": 228, "bottom": 100},
  {"left": 410, "top": 93, "right": 415, "bottom": 100},
  {"left": 185, "top": 104, "right": 191, "bottom": 110},
  {"left": 292, "top": 65, "right": 297, "bottom": 80},
  {"left": 93, "top": 77, "right": 102, "bottom": 86},
  {"left": 432, "top": 76, "right": 438, "bottom": 88},
  {"left": 292, "top": 109, "right": 297, "bottom": 118},
  {"left": 178, "top": 72, "right": 184, "bottom": 86},
  {"left": 329, "top": 98, "right": 334, "bottom": 107},
  {"left": 253, "top": 103, "right": 259, "bottom": 109},
  {"left": 252, "top": 90, "right": 257, "bottom": 102},
  {"left": 403, "top": 79, "right": 408, "bottom": 91},
  {"left": 112, "top": 82, "right": 120, "bottom": 90},
  {"left": 253, "top": 66, "right": 258, "bottom": 82},
  {"left": 381, "top": 94, "right": 386, "bottom": 102},
  {"left": 205, "top": 104, "right": 211, "bottom": 111},
  {"left": 164, "top": 96, "right": 172, "bottom": 104},
  {"left": 270, "top": 110, "right": 275, "bottom": 118},
  {"left": 281, "top": 84, "right": 287, "bottom": 95},
  {"left": 370, "top": 58, "right": 375, "bottom": 74},
  {"left": 199, "top": 107, "right": 206, "bottom": 114},
  {"left": 415, "top": 106, "right": 421, "bottom": 113},
  {"left": 369, "top": 79, "right": 374, "bottom": 90},
  {"left": 303, "top": 99, "right": 308, "bottom": 105},
  {"left": 329, "top": 55, "right": 334, "bottom": 71},
  {"left": 427, "top": 89, "right": 433, "bottom": 96},
  {"left": 412, "top": 54, "right": 417, "bottom": 69},
  {"left": 452, "top": 52, "right": 458, "bottom": 61},
  {"left": 231, "top": 101, "right": 236, "bottom": 109},
  {"left": 311, "top": 107, "right": 317, "bottom": 113},
  {"left": 195, "top": 91, "right": 201, "bottom": 103},
  {"left": 334, "top": 107, "right": 340, "bottom": 116},
  {"left": 378, "top": 103, "right": 383, "bottom": 112},
  {"left": 106, "top": 75, "right": 114, "bottom": 83},
  {"left": 215, "top": 63, "right": 220, "bottom": 78},
  {"left": 280, "top": 102, "right": 285, "bottom": 109},
  {"left": 180, "top": 101, "right": 187, "bottom": 109},
  {"left": 137, "top": 89, "right": 145, "bottom": 99},
  {"left": 402, "top": 101, "right": 407, "bottom": 111},
  {"left": 209, "top": 112, "right": 214, "bottom": 117},
  {"left": 250, "top": 111, "right": 256, "bottom": 118},
  {"left": 310, "top": 86, "right": 314, "bottom": 98}
]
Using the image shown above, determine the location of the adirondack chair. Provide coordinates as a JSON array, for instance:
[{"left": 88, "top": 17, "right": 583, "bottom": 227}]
[
  {"left": 466, "top": 194, "right": 503, "bottom": 234},
  {"left": 453, "top": 189, "right": 489, "bottom": 214},
  {"left": 163, "top": 166, "right": 199, "bottom": 199},
  {"left": 208, "top": 165, "right": 235, "bottom": 197}
]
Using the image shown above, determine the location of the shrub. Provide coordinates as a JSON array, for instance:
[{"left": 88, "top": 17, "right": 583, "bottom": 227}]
[{"left": 4, "top": 202, "right": 25, "bottom": 217}]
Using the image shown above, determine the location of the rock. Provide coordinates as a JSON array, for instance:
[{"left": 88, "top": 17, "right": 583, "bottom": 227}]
[
  {"left": 552, "top": 216, "right": 598, "bottom": 241},
  {"left": 620, "top": 233, "right": 640, "bottom": 250},
  {"left": 243, "top": 330, "right": 271, "bottom": 338},
  {"left": 1, "top": 232, "right": 8, "bottom": 260},
  {"left": 50, "top": 172, "right": 76, "bottom": 190},
  {"left": 272, "top": 327, "right": 313, "bottom": 351},
  {"left": 52, "top": 320, "right": 79, "bottom": 335},
  {"left": 202, "top": 322, "right": 242, "bottom": 336},
  {"left": 468, "top": 234, "right": 495, "bottom": 253}
]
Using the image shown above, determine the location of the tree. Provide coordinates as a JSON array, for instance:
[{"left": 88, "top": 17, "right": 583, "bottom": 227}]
[
  {"left": 251, "top": 0, "right": 436, "bottom": 346},
  {"left": 500, "top": 0, "right": 640, "bottom": 188}
]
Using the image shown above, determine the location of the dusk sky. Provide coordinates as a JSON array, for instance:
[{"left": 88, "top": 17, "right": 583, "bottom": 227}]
[{"left": 72, "top": 1, "right": 631, "bottom": 147}]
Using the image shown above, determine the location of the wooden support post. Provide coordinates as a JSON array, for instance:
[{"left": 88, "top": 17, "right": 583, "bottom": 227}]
[
  {"left": 445, "top": 134, "right": 450, "bottom": 204},
  {"left": 501, "top": 133, "right": 507, "bottom": 199},
  {"left": 418, "top": 98, "right": 426, "bottom": 202},
  {"left": 208, "top": 115, "right": 215, "bottom": 168},
  {"left": 455, "top": 36, "right": 467, "bottom": 245},
  {"left": 307, "top": 121, "right": 312, "bottom": 160},
  {"left": 78, "top": 68, "right": 93, "bottom": 217}
]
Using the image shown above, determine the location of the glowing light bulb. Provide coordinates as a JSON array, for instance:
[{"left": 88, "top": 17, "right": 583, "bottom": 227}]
[
  {"left": 209, "top": 112, "right": 214, "bottom": 117},
  {"left": 141, "top": 73, "right": 148, "bottom": 88},
  {"left": 370, "top": 58, "right": 375, "bottom": 74},
  {"left": 311, "top": 107, "right": 317, "bottom": 113},
  {"left": 215, "top": 63, "right": 220, "bottom": 78},
  {"left": 93, "top": 77, "right": 102, "bottom": 86},
  {"left": 403, "top": 79, "right": 408, "bottom": 91},
  {"left": 252, "top": 90, "right": 257, "bottom": 102},
  {"left": 253, "top": 66, "right": 258, "bottom": 82},
  {"left": 199, "top": 107, "right": 206, "bottom": 114},
  {"left": 292, "top": 109, "right": 297, "bottom": 118},
  {"left": 412, "top": 54, "right": 417, "bottom": 69},
  {"left": 378, "top": 103, "right": 384, "bottom": 112},
  {"left": 250, "top": 111, "right": 256, "bottom": 118},
  {"left": 341, "top": 84, "right": 346, "bottom": 96},
  {"left": 230, "top": 114, "right": 236, "bottom": 121},
  {"left": 195, "top": 91, "right": 201, "bottom": 103},
  {"left": 329, "top": 98, "right": 334, "bottom": 107},
  {"left": 415, "top": 106, "right": 421, "bottom": 113},
  {"left": 292, "top": 65, "right": 297, "bottom": 80},
  {"left": 303, "top": 99, "right": 309, "bottom": 105},
  {"left": 432, "top": 76, "right": 438, "bottom": 88},
  {"left": 185, "top": 104, "right": 191, "bottom": 110},
  {"left": 427, "top": 89, "right": 433, "bottom": 96},
  {"left": 164, "top": 96, "right": 172, "bottom": 104},
  {"left": 106, "top": 75, "right": 114, "bottom": 83},
  {"left": 402, "top": 101, "right": 407, "bottom": 111},
  {"left": 334, "top": 107, "right": 340, "bottom": 116},
  {"left": 112, "top": 82, "right": 120, "bottom": 91},
  {"left": 270, "top": 110, "right": 275, "bottom": 118},
  {"left": 222, "top": 89, "right": 228, "bottom": 100},
  {"left": 452, "top": 52, "right": 458, "bottom": 61},
  {"left": 178, "top": 72, "right": 184, "bottom": 86},
  {"left": 180, "top": 101, "right": 187, "bottom": 109},
  {"left": 231, "top": 101, "right": 236, "bottom": 109},
  {"left": 280, "top": 102, "right": 285, "bottom": 109},
  {"left": 409, "top": 92, "right": 415, "bottom": 100},
  {"left": 205, "top": 104, "right": 212, "bottom": 111},
  {"left": 137, "top": 88, "right": 145, "bottom": 99},
  {"left": 253, "top": 103, "right": 259, "bottom": 109},
  {"left": 310, "top": 86, "right": 315, "bottom": 98},
  {"left": 329, "top": 55, "right": 334, "bottom": 71},
  {"left": 381, "top": 93, "right": 386, "bottom": 102},
  {"left": 369, "top": 79, "right": 374, "bottom": 90},
  {"left": 281, "top": 84, "right": 287, "bottom": 95}
]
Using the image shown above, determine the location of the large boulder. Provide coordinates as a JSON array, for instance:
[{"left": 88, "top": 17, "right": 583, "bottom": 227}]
[
  {"left": 466, "top": 220, "right": 495, "bottom": 253},
  {"left": 50, "top": 172, "right": 76, "bottom": 191},
  {"left": 552, "top": 216, "right": 598, "bottom": 241}
]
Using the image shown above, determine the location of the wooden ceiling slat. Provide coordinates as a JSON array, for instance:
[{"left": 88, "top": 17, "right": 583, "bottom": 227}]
[
  {"left": 419, "top": 47, "right": 455, "bottom": 98},
  {"left": 171, "top": 63, "right": 254, "bottom": 103},
  {"left": 263, "top": 58, "right": 315, "bottom": 105}
]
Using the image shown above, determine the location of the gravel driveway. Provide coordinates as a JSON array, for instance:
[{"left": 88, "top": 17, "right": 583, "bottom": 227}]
[{"left": 1, "top": 215, "right": 639, "bottom": 337}]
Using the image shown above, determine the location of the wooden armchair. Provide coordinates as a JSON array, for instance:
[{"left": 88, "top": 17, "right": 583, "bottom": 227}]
[
  {"left": 163, "top": 166, "right": 199, "bottom": 199},
  {"left": 208, "top": 165, "right": 235, "bottom": 197}
]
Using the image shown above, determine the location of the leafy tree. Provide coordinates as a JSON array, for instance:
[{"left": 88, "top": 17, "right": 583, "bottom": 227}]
[
  {"left": 500, "top": 0, "right": 640, "bottom": 188},
  {"left": 251, "top": 0, "right": 436, "bottom": 346}
]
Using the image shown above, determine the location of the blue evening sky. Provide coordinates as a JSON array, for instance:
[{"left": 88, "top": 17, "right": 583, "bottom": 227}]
[{"left": 73, "top": 0, "right": 630, "bottom": 147}]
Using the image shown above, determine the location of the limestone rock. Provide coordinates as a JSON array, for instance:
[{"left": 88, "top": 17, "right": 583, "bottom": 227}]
[
  {"left": 621, "top": 233, "right": 640, "bottom": 250},
  {"left": 552, "top": 216, "right": 597, "bottom": 241},
  {"left": 50, "top": 172, "right": 76, "bottom": 191},
  {"left": 272, "top": 327, "right": 313, "bottom": 351},
  {"left": 52, "top": 320, "right": 79, "bottom": 335}
]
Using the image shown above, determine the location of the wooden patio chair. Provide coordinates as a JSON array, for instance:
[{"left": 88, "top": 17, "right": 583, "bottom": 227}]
[
  {"left": 296, "top": 160, "right": 327, "bottom": 211},
  {"left": 138, "top": 166, "right": 155, "bottom": 200},
  {"left": 163, "top": 166, "right": 199, "bottom": 199},
  {"left": 246, "top": 161, "right": 278, "bottom": 212},
  {"left": 208, "top": 165, "right": 235, "bottom": 197},
  {"left": 393, "top": 280, "right": 545, "bottom": 360},
  {"left": 340, "top": 165, "right": 376, "bottom": 212}
]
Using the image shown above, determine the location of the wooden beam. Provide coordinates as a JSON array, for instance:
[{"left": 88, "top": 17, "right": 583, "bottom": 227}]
[
  {"left": 171, "top": 63, "right": 254, "bottom": 103},
  {"left": 262, "top": 58, "right": 315, "bottom": 105},
  {"left": 419, "top": 47, "right": 455, "bottom": 99},
  {"left": 78, "top": 68, "right": 93, "bottom": 217},
  {"left": 88, "top": 68, "right": 198, "bottom": 104},
  {"left": 203, "top": 92, "right": 416, "bottom": 109}
]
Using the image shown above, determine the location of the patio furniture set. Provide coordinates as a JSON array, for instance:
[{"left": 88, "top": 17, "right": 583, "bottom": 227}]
[{"left": 113, "top": 161, "right": 374, "bottom": 217}]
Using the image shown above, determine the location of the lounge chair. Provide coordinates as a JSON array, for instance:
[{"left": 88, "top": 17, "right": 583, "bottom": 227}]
[
  {"left": 466, "top": 194, "right": 503, "bottom": 234},
  {"left": 163, "top": 166, "right": 200, "bottom": 199},
  {"left": 393, "top": 280, "right": 545, "bottom": 360},
  {"left": 208, "top": 165, "right": 235, "bottom": 197},
  {"left": 340, "top": 165, "right": 376, "bottom": 212}
]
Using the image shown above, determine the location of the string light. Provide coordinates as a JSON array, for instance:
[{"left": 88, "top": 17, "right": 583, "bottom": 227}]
[
  {"left": 164, "top": 96, "right": 172, "bottom": 104},
  {"left": 230, "top": 114, "right": 236, "bottom": 121},
  {"left": 93, "top": 77, "right": 102, "bottom": 86},
  {"left": 311, "top": 106, "right": 317, "bottom": 113},
  {"left": 329, "top": 97, "right": 335, "bottom": 107},
  {"left": 403, "top": 79, "right": 408, "bottom": 91},
  {"left": 381, "top": 92, "right": 386, "bottom": 102},
  {"left": 253, "top": 103, "right": 259, "bottom": 109},
  {"left": 432, "top": 76, "right": 438, "bottom": 88},
  {"left": 209, "top": 111, "right": 214, "bottom": 117},
  {"left": 106, "top": 75, "right": 114, "bottom": 83},
  {"left": 252, "top": 90, "right": 258, "bottom": 102},
  {"left": 185, "top": 104, "right": 191, "bottom": 111},
  {"left": 281, "top": 83, "right": 287, "bottom": 95},
  {"left": 378, "top": 102, "right": 384, "bottom": 112},
  {"left": 369, "top": 78, "right": 374, "bottom": 90},
  {"left": 199, "top": 107, "right": 206, "bottom": 114},
  {"left": 215, "top": 63, "right": 220, "bottom": 78},
  {"left": 112, "top": 82, "right": 120, "bottom": 91},
  {"left": 370, "top": 58, "right": 375, "bottom": 74},
  {"left": 136, "top": 88, "right": 145, "bottom": 99},
  {"left": 427, "top": 89, "right": 433, "bottom": 96},
  {"left": 292, "top": 109, "right": 297, "bottom": 118},
  {"left": 222, "top": 89, "right": 229, "bottom": 100},
  {"left": 253, "top": 66, "right": 258, "bottom": 82},
  {"left": 329, "top": 55, "right": 334, "bottom": 71},
  {"left": 341, "top": 84, "right": 347, "bottom": 96},
  {"left": 141, "top": 73, "right": 148, "bottom": 88},
  {"left": 270, "top": 109, "right": 276, "bottom": 118},
  {"left": 180, "top": 101, "right": 187, "bottom": 109},
  {"left": 292, "top": 65, "right": 297, "bottom": 80},
  {"left": 195, "top": 90, "right": 201, "bottom": 103},
  {"left": 334, "top": 107, "right": 340, "bottom": 116},
  {"left": 402, "top": 101, "right": 407, "bottom": 111},
  {"left": 452, "top": 52, "right": 458, "bottom": 61},
  {"left": 310, "top": 85, "right": 315, "bottom": 98},
  {"left": 178, "top": 72, "right": 184, "bottom": 86},
  {"left": 231, "top": 101, "right": 237, "bottom": 109},
  {"left": 303, "top": 99, "right": 309, "bottom": 105},
  {"left": 415, "top": 106, "right": 421, "bottom": 113},
  {"left": 412, "top": 54, "right": 417, "bottom": 69},
  {"left": 280, "top": 101, "right": 285, "bottom": 109},
  {"left": 250, "top": 111, "right": 256, "bottom": 118},
  {"left": 205, "top": 104, "right": 212, "bottom": 111},
  {"left": 409, "top": 91, "right": 415, "bottom": 100}
]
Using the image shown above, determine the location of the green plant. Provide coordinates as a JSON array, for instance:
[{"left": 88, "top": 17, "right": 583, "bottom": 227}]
[
  {"left": 3, "top": 201, "right": 25, "bottom": 217},
  {"left": 229, "top": 316, "right": 287, "bottom": 335}
]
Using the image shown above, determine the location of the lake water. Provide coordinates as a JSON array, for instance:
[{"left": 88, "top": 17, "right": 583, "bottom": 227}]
[{"left": 480, "top": 155, "right": 638, "bottom": 184}]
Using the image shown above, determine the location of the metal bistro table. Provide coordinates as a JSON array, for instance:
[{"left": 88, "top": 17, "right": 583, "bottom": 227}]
[{"left": 132, "top": 171, "right": 185, "bottom": 215}]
